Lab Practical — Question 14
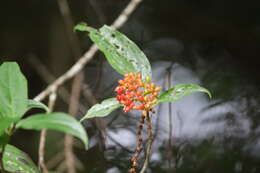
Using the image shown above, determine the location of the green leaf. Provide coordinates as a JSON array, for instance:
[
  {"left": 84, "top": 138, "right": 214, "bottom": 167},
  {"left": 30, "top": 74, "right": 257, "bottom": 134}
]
[
  {"left": 16, "top": 113, "right": 89, "bottom": 149},
  {"left": 158, "top": 83, "right": 211, "bottom": 103},
  {"left": 74, "top": 22, "right": 96, "bottom": 32},
  {"left": 0, "top": 62, "right": 28, "bottom": 118},
  {"left": 27, "top": 99, "right": 49, "bottom": 112},
  {"left": 76, "top": 23, "right": 152, "bottom": 79},
  {"left": 81, "top": 98, "right": 121, "bottom": 122},
  {"left": 1, "top": 144, "right": 40, "bottom": 173},
  {"left": 0, "top": 133, "right": 10, "bottom": 147},
  {"left": 0, "top": 117, "right": 17, "bottom": 136}
]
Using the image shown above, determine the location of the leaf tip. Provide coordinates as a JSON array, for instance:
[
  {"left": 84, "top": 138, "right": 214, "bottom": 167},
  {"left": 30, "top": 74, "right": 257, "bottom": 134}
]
[
  {"left": 74, "top": 22, "right": 88, "bottom": 32},
  {"left": 205, "top": 89, "right": 212, "bottom": 99}
]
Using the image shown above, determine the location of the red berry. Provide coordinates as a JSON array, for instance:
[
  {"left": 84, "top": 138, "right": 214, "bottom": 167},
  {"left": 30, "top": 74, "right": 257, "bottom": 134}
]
[
  {"left": 124, "top": 106, "right": 131, "bottom": 112},
  {"left": 116, "top": 95, "right": 121, "bottom": 101},
  {"left": 138, "top": 96, "right": 144, "bottom": 102}
]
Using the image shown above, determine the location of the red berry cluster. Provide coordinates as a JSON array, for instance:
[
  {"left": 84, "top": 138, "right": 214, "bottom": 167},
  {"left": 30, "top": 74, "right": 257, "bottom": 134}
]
[{"left": 115, "top": 72, "right": 161, "bottom": 113}]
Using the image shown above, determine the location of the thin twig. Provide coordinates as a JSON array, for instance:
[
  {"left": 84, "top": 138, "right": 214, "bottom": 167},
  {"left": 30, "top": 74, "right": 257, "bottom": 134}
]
[
  {"left": 34, "top": 0, "right": 145, "bottom": 102},
  {"left": 82, "top": 84, "right": 107, "bottom": 149},
  {"left": 28, "top": 56, "right": 86, "bottom": 114},
  {"left": 167, "top": 64, "right": 174, "bottom": 171},
  {"left": 38, "top": 89, "right": 57, "bottom": 173},
  {"left": 46, "top": 152, "right": 64, "bottom": 170},
  {"left": 57, "top": 0, "right": 84, "bottom": 172},
  {"left": 57, "top": 0, "right": 81, "bottom": 58},
  {"left": 64, "top": 73, "right": 84, "bottom": 173},
  {"left": 87, "top": 0, "right": 106, "bottom": 92},
  {"left": 140, "top": 112, "right": 153, "bottom": 173},
  {"left": 110, "top": 0, "right": 143, "bottom": 29}
]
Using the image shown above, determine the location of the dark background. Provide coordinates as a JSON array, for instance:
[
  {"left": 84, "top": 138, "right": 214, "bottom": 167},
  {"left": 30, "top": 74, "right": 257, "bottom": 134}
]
[{"left": 1, "top": 0, "right": 260, "bottom": 172}]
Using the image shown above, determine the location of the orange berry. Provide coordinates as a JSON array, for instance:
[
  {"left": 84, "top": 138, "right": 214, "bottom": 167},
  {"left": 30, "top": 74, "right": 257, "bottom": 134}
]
[
  {"left": 118, "top": 80, "right": 124, "bottom": 84},
  {"left": 152, "top": 92, "right": 158, "bottom": 97},
  {"left": 138, "top": 96, "right": 144, "bottom": 102},
  {"left": 136, "top": 90, "right": 142, "bottom": 96},
  {"left": 145, "top": 103, "right": 151, "bottom": 109},
  {"left": 155, "top": 86, "right": 161, "bottom": 92},
  {"left": 151, "top": 99, "right": 157, "bottom": 104},
  {"left": 115, "top": 72, "right": 161, "bottom": 114}
]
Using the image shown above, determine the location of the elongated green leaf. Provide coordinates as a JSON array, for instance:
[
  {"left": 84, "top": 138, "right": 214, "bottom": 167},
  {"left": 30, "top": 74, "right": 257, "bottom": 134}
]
[
  {"left": 81, "top": 98, "right": 121, "bottom": 122},
  {"left": 1, "top": 144, "right": 40, "bottom": 173},
  {"left": 27, "top": 99, "right": 49, "bottom": 112},
  {"left": 0, "top": 62, "right": 28, "bottom": 118},
  {"left": 16, "top": 113, "right": 89, "bottom": 149},
  {"left": 158, "top": 84, "right": 211, "bottom": 103},
  {"left": 75, "top": 23, "right": 152, "bottom": 79}
]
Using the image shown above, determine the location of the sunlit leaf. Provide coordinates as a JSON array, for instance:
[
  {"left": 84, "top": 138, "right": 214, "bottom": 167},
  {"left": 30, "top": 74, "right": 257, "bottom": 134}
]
[
  {"left": 81, "top": 98, "right": 121, "bottom": 122},
  {"left": 27, "top": 99, "right": 49, "bottom": 112},
  {"left": 75, "top": 24, "right": 152, "bottom": 79},
  {"left": 158, "top": 83, "right": 211, "bottom": 103},
  {"left": 0, "top": 62, "right": 28, "bottom": 118},
  {"left": 1, "top": 144, "right": 40, "bottom": 173},
  {"left": 16, "top": 113, "right": 89, "bottom": 149}
]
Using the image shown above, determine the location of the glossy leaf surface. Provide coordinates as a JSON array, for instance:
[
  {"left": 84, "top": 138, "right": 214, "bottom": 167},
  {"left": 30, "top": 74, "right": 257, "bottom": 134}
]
[
  {"left": 158, "top": 83, "right": 211, "bottom": 103},
  {"left": 81, "top": 98, "right": 121, "bottom": 121}
]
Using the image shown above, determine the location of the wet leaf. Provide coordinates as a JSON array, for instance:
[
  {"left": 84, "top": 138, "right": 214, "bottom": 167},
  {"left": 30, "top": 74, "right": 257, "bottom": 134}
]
[
  {"left": 158, "top": 83, "right": 211, "bottom": 103},
  {"left": 81, "top": 98, "right": 121, "bottom": 121}
]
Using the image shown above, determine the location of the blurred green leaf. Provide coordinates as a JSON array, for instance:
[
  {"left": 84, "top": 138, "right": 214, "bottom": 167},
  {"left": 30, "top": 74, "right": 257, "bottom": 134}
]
[
  {"left": 1, "top": 144, "right": 40, "bottom": 173},
  {"left": 81, "top": 98, "right": 121, "bottom": 122},
  {"left": 0, "top": 62, "right": 28, "bottom": 118},
  {"left": 0, "top": 117, "right": 17, "bottom": 136},
  {"left": 0, "top": 133, "right": 10, "bottom": 147},
  {"left": 158, "top": 83, "right": 211, "bottom": 103},
  {"left": 74, "top": 22, "right": 96, "bottom": 32},
  {"left": 75, "top": 24, "right": 152, "bottom": 79},
  {"left": 27, "top": 99, "right": 49, "bottom": 112},
  {"left": 16, "top": 113, "right": 89, "bottom": 149}
]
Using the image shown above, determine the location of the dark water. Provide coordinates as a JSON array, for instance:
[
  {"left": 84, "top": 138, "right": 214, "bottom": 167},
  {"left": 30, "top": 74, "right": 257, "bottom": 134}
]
[{"left": 1, "top": 0, "right": 260, "bottom": 172}]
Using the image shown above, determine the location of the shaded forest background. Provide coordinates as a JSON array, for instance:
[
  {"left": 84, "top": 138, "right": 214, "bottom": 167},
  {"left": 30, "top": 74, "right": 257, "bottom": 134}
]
[{"left": 1, "top": 0, "right": 260, "bottom": 172}]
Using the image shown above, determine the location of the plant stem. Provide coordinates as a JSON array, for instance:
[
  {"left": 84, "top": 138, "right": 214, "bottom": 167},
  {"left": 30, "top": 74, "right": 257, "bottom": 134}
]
[
  {"left": 129, "top": 112, "right": 146, "bottom": 173},
  {"left": 140, "top": 112, "right": 153, "bottom": 173}
]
